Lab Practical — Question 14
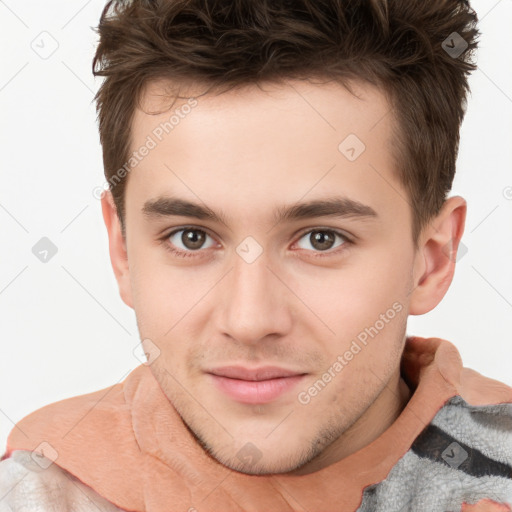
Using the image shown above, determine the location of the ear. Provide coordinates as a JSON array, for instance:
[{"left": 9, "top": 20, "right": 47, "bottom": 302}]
[
  {"left": 409, "top": 195, "right": 467, "bottom": 315},
  {"left": 101, "top": 190, "right": 134, "bottom": 309}
]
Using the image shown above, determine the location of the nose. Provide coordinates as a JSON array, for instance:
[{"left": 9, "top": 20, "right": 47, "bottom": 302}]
[{"left": 218, "top": 248, "right": 293, "bottom": 345}]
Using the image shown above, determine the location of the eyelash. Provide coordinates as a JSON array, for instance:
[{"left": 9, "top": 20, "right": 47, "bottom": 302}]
[{"left": 160, "top": 226, "right": 353, "bottom": 260}]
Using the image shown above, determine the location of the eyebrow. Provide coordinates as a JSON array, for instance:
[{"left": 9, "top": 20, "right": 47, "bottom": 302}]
[{"left": 142, "top": 196, "right": 379, "bottom": 225}]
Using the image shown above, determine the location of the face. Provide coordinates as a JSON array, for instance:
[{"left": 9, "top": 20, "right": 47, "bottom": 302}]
[{"left": 106, "top": 78, "right": 444, "bottom": 475}]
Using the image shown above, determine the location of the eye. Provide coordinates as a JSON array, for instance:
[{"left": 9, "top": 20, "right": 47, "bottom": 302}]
[
  {"left": 294, "top": 228, "right": 349, "bottom": 255},
  {"left": 161, "top": 226, "right": 352, "bottom": 259},
  {"left": 164, "top": 227, "right": 217, "bottom": 257}
]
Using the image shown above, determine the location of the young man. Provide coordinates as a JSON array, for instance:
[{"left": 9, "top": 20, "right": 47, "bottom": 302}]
[{"left": 1, "top": 0, "right": 511, "bottom": 511}]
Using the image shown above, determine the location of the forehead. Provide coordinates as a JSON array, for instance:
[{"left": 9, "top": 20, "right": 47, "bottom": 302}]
[
  {"left": 136, "top": 77, "right": 392, "bottom": 137},
  {"left": 126, "top": 77, "right": 405, "bottom": 228}
]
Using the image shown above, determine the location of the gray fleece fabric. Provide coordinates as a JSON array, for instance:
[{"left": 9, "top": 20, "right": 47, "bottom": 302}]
[{"left": 357, "top": 396, "right": 512, "bottom": 511}]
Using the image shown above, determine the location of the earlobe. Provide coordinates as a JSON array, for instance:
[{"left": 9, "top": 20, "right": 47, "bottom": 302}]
[
  {"left": 409, "top": 196, "right": 467, "bottom": 315},
  {"left": 100, "top": 191, "right": 134, "bottom": 309}
]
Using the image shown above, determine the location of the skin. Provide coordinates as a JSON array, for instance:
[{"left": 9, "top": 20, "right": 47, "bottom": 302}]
[{"left": 101, "top": 78, "right": 466, "bottom": 476}]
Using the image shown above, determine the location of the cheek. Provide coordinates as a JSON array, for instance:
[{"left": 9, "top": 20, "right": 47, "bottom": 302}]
[
  {"left": 127, "top": 251, "right": 176, "bottom": 334},
  {"left": 304, "top": 250, "right": 410, "bottom": 345},
  {"left": 128, "top": 253, "right": 213, "bottom": 348}
]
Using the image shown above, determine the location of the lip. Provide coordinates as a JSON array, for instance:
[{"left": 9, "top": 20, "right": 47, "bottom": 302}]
[
  {"left": 207, "top": 365, "right": 304, "bottom": 381},
  {"left": 206, "top": 366, "right": 307, "bottom": 404}
]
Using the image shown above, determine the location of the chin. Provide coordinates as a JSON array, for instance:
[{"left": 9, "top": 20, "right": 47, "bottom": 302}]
[
  {"left": 224, "top": 458, "right": 299, "bottom": 476},
  {"left": 209, "top": 444, "right": 312, "bottom": 476}
]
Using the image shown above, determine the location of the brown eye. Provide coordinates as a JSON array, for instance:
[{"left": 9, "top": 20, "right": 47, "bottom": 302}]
[
  {"left": 296, "top": 229, "right": 348, "bottom": 253},
  {"left": 168, "top": 228, "right": 215, "bottom": 252},
  {"left": 310, "top": 231, "right": 335, "bottom": 251},
  {"left": 182, "top": 229, "right": 206, "bottom": 250}
]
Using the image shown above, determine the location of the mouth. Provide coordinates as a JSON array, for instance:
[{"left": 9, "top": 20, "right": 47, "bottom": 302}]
[{"left": 206, "top": 366, "right": 308, "bottom": 404}]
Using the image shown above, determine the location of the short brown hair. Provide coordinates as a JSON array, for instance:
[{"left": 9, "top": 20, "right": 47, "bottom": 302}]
[{"left": 92, "top": 0, "right": 479, "bottom": 246}]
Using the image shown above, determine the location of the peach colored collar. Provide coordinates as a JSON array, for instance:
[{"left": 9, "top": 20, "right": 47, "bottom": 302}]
[{"left": 5, "top": 336, "right": 512, "bottom": 511}]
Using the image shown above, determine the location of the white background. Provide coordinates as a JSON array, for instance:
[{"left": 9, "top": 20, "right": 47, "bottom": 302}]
[{"left": 1, "top": 0, "right": 511, "bottom": 453}]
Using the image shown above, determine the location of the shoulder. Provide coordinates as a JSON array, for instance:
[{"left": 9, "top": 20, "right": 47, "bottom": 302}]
[
  {"left": 0, "top": 450, "right": 125, "bottom": 511},
  {"left": 429, "top": 395, "right": 512, "bottom": 466},
  {"left": 358, "top": 395, "right": 512, "bottom": 510}
]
